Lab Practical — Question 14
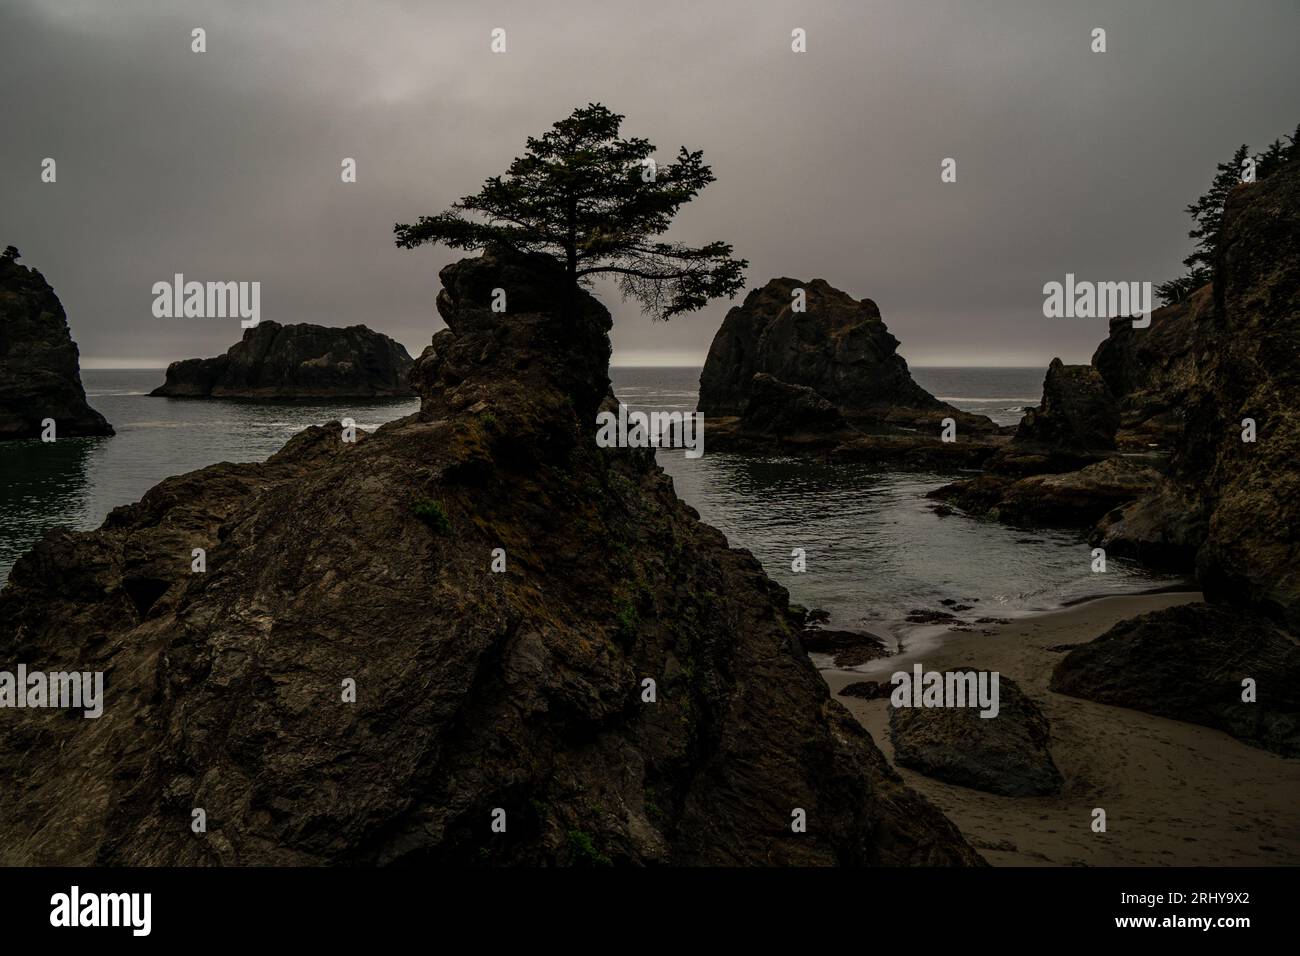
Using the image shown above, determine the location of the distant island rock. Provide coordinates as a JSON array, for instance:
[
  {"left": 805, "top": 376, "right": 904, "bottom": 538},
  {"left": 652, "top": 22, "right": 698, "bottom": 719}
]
[
  {"left": 0, "top": 249, "right": 113, "bottom": 440},
  {"left": 150, "top": 321, "right": 415, "bottom": 399},
  {"left": 697, "top": 277, "right": 1005, "bottom": 465}
]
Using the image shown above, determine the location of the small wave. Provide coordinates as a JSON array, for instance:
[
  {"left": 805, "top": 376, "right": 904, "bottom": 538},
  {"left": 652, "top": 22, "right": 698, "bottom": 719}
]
[{"left": 938, "top": 396, "right": 1037, "bottom": 403}]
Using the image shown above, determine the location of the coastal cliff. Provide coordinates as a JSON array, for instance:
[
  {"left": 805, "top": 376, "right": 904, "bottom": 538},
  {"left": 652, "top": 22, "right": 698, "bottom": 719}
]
[
  {"left": 0, "top": 251, "right": 113, "bottom": 440},
  {"left": 151, "top": 321, "right": 415, "bottom": 399},
  {"left": 0, "top": 247, "right": 981, "bottom": 867}
]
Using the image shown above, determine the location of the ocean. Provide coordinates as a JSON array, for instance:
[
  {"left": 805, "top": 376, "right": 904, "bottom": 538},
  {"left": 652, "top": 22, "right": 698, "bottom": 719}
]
[{"left": 0, "top": 367, "right": 1180, "bottom": 657}]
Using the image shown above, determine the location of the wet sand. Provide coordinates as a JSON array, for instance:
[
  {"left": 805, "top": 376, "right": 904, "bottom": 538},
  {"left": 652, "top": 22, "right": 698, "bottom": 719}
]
[{"left": 823, "top": 591, "right": 1300, "bottom": 866}]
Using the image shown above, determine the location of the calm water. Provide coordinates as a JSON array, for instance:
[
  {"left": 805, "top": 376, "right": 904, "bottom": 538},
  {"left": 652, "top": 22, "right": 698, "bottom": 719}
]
[{"left": 0, "top": 366, "right": 1178, "bottom": 659}]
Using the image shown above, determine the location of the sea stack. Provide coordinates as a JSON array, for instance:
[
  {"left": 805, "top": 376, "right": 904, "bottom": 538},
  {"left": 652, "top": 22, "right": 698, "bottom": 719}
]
[
  {"left": 0, "top": 247, "right": 980, "bottom": 866},
  {"left": 0, "top": 249, "right": 113, "bottom": 440},
  {"left": 151, "top": 321, "right": 415, "bottom": 399},
  {"left": 698, "top": 277, "right": 997, "bottom": 433}
]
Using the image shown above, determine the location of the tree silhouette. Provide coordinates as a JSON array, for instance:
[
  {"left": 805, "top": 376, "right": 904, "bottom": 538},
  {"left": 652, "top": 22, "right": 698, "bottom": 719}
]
[
  {"left": 1182, "top": 143, "right": 1250, "bottom": 275},
  {"left": 395, "top": 104, "right": 747, "bottom": 319}
]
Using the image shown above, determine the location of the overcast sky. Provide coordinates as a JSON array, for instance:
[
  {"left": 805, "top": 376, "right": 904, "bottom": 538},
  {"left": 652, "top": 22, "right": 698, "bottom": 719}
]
[{"left": 3, "top": 0, "right": 1298, "bottom": 369}]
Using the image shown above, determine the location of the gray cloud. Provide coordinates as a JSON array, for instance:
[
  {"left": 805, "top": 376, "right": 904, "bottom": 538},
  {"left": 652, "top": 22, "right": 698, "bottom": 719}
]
[{"left": 3, "top": 0, "right": 1298, "bottom": 369}]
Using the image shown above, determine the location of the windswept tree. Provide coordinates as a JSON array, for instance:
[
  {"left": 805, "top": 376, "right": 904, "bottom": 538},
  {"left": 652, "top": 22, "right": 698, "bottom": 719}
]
[
  {"left": 395, "top": 103, "right": 747, "bottom": 319},
  {"left": 1182, "top": 143, "right": 1251, "bottom": 275}
]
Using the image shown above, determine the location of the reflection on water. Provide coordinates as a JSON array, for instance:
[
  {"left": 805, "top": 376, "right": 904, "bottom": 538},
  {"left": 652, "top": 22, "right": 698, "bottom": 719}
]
[
  {"left": 0, "top": 370, "right": 419, "bottom": 582},
  {"left": 616, "top": 366, "right": 1181, "bottom": 660},
  {"left": 0, "top": 436, "right": 99, "bottom": 575}
]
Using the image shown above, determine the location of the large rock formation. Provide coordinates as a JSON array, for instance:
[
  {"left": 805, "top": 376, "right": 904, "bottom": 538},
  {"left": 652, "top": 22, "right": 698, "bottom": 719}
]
[
  {"left": 151, "top": 321, "right": 415, "bottom": 399},
  {"left": 1185, "top": 161, "right": 1300, "bottom": 626},
  {"left": 699, "top": 279, "right": 951, "bottom": 419},
  {"left": 0, "top": 251, "right": 113, "bottom": 440},
  {"left": 1051, "top": 604, "right": 1300, "bottom": 757},
  {"left": 697, "top": 277, "right": 1003, "bottom": 461},
  {"left": 1013, "top": 358, "right": 1118, "bottom": 457},
  {"left": 0, "top": 247, "right": 981, "bottom": 867}
]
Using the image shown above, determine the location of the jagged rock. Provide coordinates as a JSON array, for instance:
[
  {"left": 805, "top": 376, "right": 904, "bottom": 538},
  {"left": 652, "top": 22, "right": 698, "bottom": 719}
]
[
  {"left": 1050, "top": 603, "right": 1300, "bottom": 757},
  {"left": 839, "top": 681, "right": 889, "bottom": 700},
  {"left": 889, "top": 672, "right": 1063, "bottom": 797},
  {"left": 935, "top": 160, "right": 1300, "bottom": 621},
  {"left": 1185, "top": 163, "right": 1300, "bottom": 626},
  {"left": 1014, "top": 358, "right": 1119, "bottom": 454},
  {"left": 698, "top": 277, "right": 997, "bottom": 432},
  {"left": 1092, "top": 286, "right": 1215, "bottom": 451},
  {"left": 151, "top": 321, "right": 415, "bottom": 399},
  {"left": 0, "top": 247, "right": 981, "bottom": 867},
  {"left": 0, "top": 252, "right": 112, "bottom": 439}
]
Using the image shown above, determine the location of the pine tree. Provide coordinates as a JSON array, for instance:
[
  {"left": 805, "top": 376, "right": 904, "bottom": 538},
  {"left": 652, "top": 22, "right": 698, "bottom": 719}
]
[
  {"left": 395, "top": 104, "right": 747, "bottom": 320},
  {"left": 1182, "top": 143, "right": 1250, "bottom": 273}
]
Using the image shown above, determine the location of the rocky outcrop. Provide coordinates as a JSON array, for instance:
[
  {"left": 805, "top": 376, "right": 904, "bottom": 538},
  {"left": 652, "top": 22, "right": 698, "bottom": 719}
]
[
  {"left": 1185, "top": 163, "right": 1300, "bottom": 626},
  {"left": 889, "top": 673, "right": 1063, "bottom": 797},
  {"left": 151, "top": 321, "right": 415, "bottom": 399},
  {"left": 0, "top": 251, "right": 112, "bottom": 440},
  {"left": 1050, "top": 604, "right": 1300, "bottom": 757},
  {"left": 935, "top": 160, "right": 1300, "bottom": 629},
  {"left": 697, "top": 277, "right": 1001, "bottom": 460},
  {"left": 0, "top": 247, "right": 981, "bottom": 867},
  {"left": 1013, "top": 358, "right": 1118, "bottom": 458},
  {"left": 930, "top": 456, "right": 1163, "bottom": 528},
  {"left": 1092, "top": 286, "right": 1214, "bottom": 452},
  {"left": 738, "top": 373, "right": 849, "bottom": 443}
]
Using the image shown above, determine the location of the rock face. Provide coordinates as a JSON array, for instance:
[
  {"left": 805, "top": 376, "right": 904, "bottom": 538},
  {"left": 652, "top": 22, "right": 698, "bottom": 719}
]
[
  {"left": 935, "top": 160, "right": 1300, "bottom": 630},
  {"left": 698, "top": 276, "right": 998, "bottom": 432},
  {"left": 889, "top": 673, "right": 1063, "bottom": 797},
  {"left": 737, "top": 373, "right": 850, "bottom": 444},
  {"left": 151, "top": 321, "right": 415, "bottom": 399},
  {"left": 1092, "top": 286, "right": 1214, "bottom": 451},
  {"left": 1050, "top": 604, "right": 1300, "bottom": 757},
  {"left": 0, "top": 253, "right": 112, "bottom": 440},
  {"left": 1014, "top": 358, "right": 1118, "bottom": 455},
  {"left": 1185, "top": 163, "right": 1300, "bottom": 626},
  {"left": 0, "top": 247, "right": 981, "bottom": 867}
]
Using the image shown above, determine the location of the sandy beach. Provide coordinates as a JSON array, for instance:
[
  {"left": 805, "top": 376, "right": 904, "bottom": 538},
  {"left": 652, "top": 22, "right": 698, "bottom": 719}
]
[{"left": 823, "top": 591, "right": 1300, "bottom": 866}]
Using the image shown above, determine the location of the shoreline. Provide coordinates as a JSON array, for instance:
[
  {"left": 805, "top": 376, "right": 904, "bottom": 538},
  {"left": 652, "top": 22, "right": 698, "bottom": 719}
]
[{"left": 823, "top": 591, "right": 1300, "bottom": 866}]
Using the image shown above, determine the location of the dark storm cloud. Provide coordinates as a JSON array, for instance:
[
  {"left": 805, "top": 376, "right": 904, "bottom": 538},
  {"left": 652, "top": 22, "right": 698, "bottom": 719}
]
[{"left": 2, "top": 0, "right": 1298, "bottom": 368}]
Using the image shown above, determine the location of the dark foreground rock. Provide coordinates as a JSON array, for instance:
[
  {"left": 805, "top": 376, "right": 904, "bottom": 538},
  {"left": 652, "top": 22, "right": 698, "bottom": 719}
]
[
  {"left": 151, "top": 321, "right": 415, "bottom": 399},
  {"left": 889, "top": 673, "right": 1064, "bottom": 797},
  {"left": 0, "top": 251, "right": 112, "bottom": 439},
  {"left": 0, "top": 247, "right": 981, "bottom": 867},
  {"left": 1050, "top": 603, "right": 1300, "bottom": 757}
]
